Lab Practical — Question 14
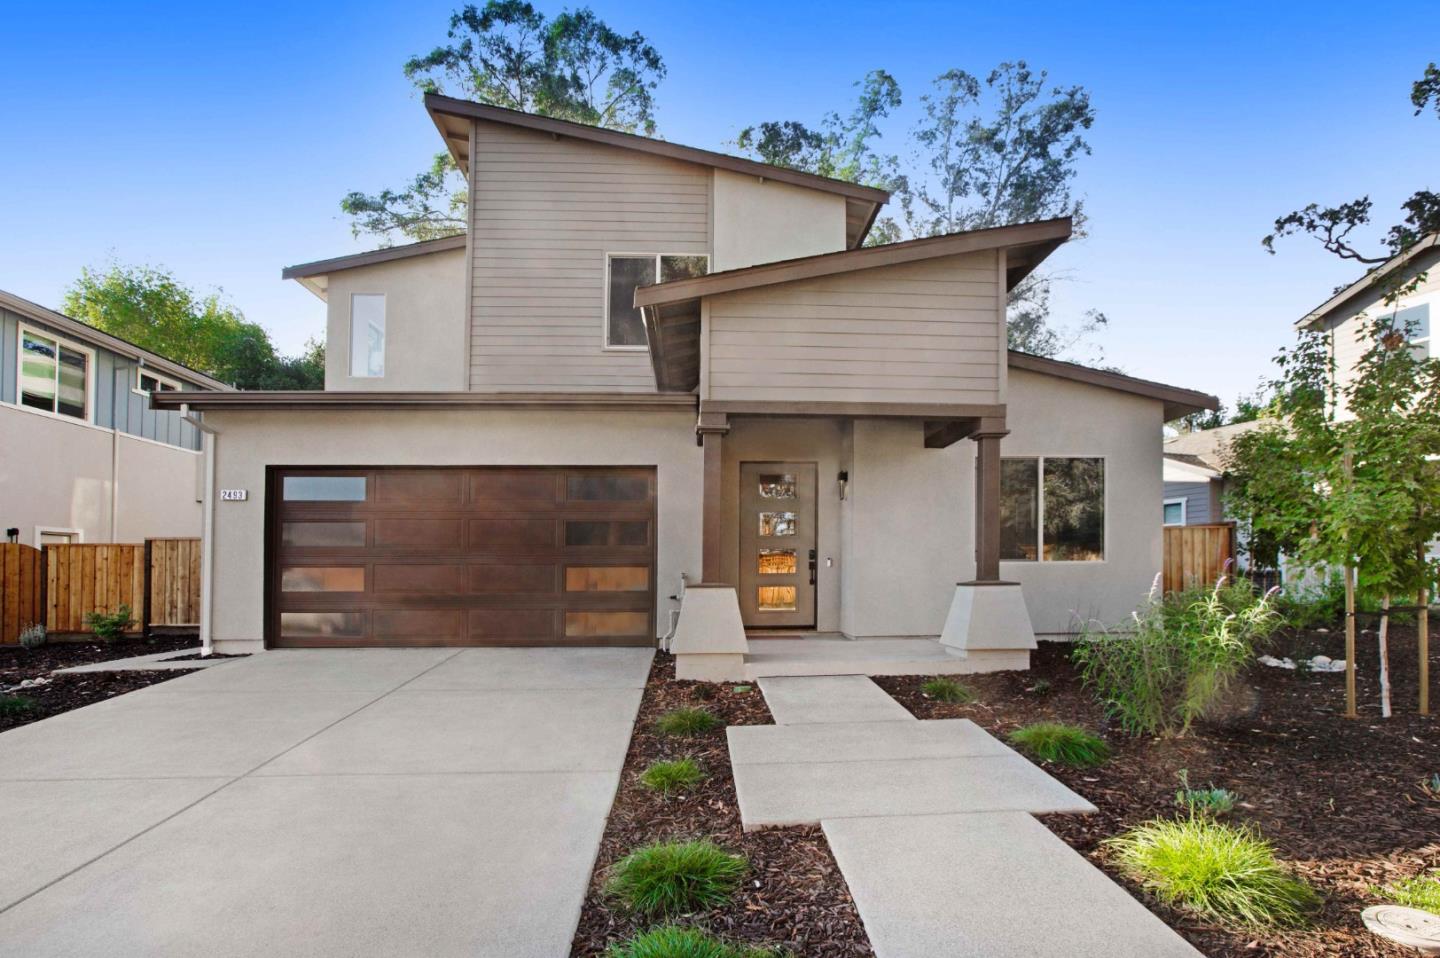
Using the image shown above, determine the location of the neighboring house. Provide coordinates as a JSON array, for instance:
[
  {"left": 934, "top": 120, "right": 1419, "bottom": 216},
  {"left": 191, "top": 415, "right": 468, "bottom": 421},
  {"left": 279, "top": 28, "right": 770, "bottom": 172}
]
[
  {"left": 1160, "top": 420, "right": 1262, "bottom": 527},
  {"left": 154, "top": 93, "right": 1217, "bottom": 670},
  {"left": 0, "top": 289, "right": 229, "bottom": 546},
  {"left": 1297, "top": 232, "right": 1439, "bottom": 417}
]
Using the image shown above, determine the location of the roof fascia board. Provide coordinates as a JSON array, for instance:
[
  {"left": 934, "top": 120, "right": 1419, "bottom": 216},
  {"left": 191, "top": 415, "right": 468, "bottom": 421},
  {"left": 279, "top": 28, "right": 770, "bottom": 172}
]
[
  {"left": 151, "top": 390, "right": 699, "bottom": 412},
  {"left": 282, "top": 235, "right": 468, "bottom": 280},
  {"left": 1296, "top": 233, "right": 1440, "bottom": 329}
]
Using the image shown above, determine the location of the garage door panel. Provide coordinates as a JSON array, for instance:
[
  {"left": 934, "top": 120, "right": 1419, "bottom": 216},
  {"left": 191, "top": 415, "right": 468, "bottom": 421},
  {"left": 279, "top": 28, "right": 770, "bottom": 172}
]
[
  {"left": 374, "top": 518, "right": 465, "bottom": 550},
  {"left": 374, "top": 564, "right": 465, "bottom": 594},
  {"left": 271, "top": 467, "right": 656, "bottom": 648}
]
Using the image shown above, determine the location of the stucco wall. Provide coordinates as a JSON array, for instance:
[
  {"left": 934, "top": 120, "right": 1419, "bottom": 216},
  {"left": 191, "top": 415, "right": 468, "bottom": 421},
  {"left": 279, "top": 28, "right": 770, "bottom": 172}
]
[
  {"left": 204, "top": 408, "right": 702, "bottom": 650},
  {"left": 323, "top": 248, "right": 468, "bottom": 392},
  {"left": 710, "top": 169, "right": 848, "bottom": 271},
  {"left": 0, "top": 403, "right": 202, "bottom": 545}
]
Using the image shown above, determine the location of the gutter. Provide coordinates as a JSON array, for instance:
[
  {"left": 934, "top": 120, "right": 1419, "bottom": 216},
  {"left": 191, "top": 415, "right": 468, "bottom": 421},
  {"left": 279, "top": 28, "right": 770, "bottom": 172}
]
[{"left": 180, "top": 404, "right": 219, "bottom": 656}]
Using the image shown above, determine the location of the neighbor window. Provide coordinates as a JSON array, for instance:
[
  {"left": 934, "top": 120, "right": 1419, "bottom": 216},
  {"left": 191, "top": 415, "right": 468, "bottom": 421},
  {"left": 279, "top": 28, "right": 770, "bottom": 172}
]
[
  {"left": 349, "top": 293, "right": 385, "bottom": 377},
  {"left": 19, "top": 326, "right": 90, "bottom": 420},
  {"left": 1163, "top": 498, "right": 1187, "bottom": 527},
  {"left": 136, "top": 369, "right": 181, "bottom": 395},
  {"left": 605, "top": 253, "right": 709, "bottom": 348},
  {"left": 999, "top": 457, "right": 1105, "bottom": 562},
  {"left": 1382, "top": 303, "right": 1431, "bottom": 360}
]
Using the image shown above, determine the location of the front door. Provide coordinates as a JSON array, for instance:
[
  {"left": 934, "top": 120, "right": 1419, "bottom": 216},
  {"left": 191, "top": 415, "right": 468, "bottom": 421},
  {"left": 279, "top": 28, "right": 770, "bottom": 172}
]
[{"left": 738, "top": 462, "right": 817, "bottom": 628}]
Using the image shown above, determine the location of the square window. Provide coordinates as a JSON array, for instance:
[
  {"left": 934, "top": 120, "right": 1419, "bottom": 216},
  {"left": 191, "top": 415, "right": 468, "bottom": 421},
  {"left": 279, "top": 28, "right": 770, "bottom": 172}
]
[
  {"left": 758, "top": 474, "right": 796, "bottom": 499},
  {"left": 758, "top": 512, "right": 796, "bottom": 536},
  {"left": 757, "top": 549, "right": 796, "bottom": 575},
  {"left": 1163, "top": 500, "right": 1185, "bottom": 526},
  {"left": 757, "top": 586, "right": 797, "bottom": 611}
]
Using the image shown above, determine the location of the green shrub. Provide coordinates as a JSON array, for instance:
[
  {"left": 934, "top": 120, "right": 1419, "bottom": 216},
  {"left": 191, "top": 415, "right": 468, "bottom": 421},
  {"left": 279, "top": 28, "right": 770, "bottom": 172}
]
[
  {"left": 605, "top": 839, "right": 747, "bottom": 916},
  {"left": 1107, "top": 818, "right": 1320, "bottom": 927},
  {"left": 656, "top": 708, "right": 721, "bottom": 736},
  {"left": 604, "top": 925, "right": 788, "bottom": 958},
  {"left": 641, "top": 758, "right": 705, "bottom": 794},
  {"left": 921, "top": 676, "right": 975, "bottom": 704},
  {"left": 1374, "top": 871, "right": 1440, "bottom": 914},
  {"left": 1174, "top": 770, "right": 1237, "bottom": 817},
  {"left": 83, "top": 604, "right": 136, "bottom": 644},
  {"left": 1270, "top": 574, "right": 1346, "bottom": 630},
  {"left": 17, "top": 623, "right": 46, "bottom": 649},
  {"left": 0, "top": 695, "right": 37, "bottom": 716},
  {"left": 1008, "top": 722, "right": 1109, "bottom": 767},
  {"left": 1071, "top": 577, "right": 1281, "bottom": 736}
]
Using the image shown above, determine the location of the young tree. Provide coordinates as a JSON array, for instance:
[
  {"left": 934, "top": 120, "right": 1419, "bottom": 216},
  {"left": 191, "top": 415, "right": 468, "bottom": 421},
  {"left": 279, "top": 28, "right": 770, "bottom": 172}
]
[
  {"left": 342, "top": 2, "right": 666, "bottom": 244},
  {"left": 62, "top": 264, "right": 324, "bottom": 390}
]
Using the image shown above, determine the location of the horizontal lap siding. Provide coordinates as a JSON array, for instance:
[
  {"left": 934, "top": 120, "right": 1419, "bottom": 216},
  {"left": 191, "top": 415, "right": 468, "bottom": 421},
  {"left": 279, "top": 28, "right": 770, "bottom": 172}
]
[
  {"left": 706, "top": 252, "right": 1004, "bottom": 404},
  {"left": 470, "top": 122, "right": 711, "bottom": 392}
]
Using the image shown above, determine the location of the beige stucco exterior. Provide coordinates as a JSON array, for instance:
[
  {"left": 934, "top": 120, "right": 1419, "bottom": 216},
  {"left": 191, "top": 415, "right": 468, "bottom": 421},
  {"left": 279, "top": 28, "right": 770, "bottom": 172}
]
[
  {"left": 323, "top": 248, "right": 468, "bottom": 392},
  {"left": 710, "top": 169, "right": 848, "bottom": 271},
  {"left": 203, "top": 407, "right": 702, "bottom": 652},
  {"left": 0, "top": 403, "right": 202, "bottom": 546}
]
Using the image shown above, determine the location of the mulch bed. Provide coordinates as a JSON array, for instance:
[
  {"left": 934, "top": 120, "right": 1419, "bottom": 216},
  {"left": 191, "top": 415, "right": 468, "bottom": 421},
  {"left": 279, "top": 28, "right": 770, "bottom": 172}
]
[
  {"left": 875, "top": 624, "right": 1439, "bottom": 958},
  {"left": 0, "top": 636, "right": 201, "bottom": 734},
  {"left": 571, "top": 654, "right": 872, "bottom": 957}
]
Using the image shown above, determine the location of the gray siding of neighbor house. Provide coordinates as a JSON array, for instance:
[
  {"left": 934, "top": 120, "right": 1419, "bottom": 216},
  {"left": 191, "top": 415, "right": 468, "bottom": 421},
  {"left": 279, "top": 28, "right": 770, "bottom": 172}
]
[
  {"left": 468, "top": 119, "right": 712, "bottom": 392},
  {"left": 704, "top": 251, "right": 1004, "bottom": 404},
  {"left": 2, "top": 306, "right": 203, "bottom": 450},
  {"left": 1164, "top": 480, "right": 1214, "bottom": 525}
]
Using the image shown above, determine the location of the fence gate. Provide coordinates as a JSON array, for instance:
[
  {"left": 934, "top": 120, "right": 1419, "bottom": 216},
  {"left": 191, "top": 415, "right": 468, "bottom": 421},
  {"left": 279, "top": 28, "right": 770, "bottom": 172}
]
[{"left": 1162, "top": 522, "right": 1236, "bottom": 593}]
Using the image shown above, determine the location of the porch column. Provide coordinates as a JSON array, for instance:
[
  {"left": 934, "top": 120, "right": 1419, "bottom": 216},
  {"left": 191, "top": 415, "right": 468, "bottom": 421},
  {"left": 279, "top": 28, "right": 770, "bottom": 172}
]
[
  {"left": 698, "top": 411, "right": 728, "bottom": 584},
  {"left": 972, "top": 422, "right": 1007, "bottom": 582},
  {"left": 673, "top": 410, "right": 747, "bottom": 681}
]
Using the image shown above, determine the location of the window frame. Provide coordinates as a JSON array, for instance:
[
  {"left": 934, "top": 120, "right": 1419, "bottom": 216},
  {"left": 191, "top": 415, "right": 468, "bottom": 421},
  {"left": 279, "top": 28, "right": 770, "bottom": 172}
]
[
  {"left": 348, "top": 292, "right": 386, "bottom": 378},
  {"left": 603, "top": 252, "right": 709, "bottom": 351},
  {"left": 16, "top": 323, "right": 95, "bottom": 423},
  {"left": 1162, "top": 497, "right": 1188, "bottom": 527},
  {"left": 999, "top": 454, "right": 1108, "bottom": 564},
  {"left": 134, "top": 367, "right": 183, "bottom": 397},
  {"left": 34, "top": 526, "right": 83, "bottom": 548}
]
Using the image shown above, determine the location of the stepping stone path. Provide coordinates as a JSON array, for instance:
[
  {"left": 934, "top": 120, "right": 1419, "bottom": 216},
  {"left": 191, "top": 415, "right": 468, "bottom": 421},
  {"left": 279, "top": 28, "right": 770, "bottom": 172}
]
[{"left": 731, "top": 675, "right": 1202, "bottom": 958}]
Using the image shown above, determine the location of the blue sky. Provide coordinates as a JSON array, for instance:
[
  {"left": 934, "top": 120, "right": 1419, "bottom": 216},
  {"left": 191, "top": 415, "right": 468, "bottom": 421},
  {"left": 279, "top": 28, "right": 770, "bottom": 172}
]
[{"left": 2, "top": 1, "right": 1433, "bottom": 404}]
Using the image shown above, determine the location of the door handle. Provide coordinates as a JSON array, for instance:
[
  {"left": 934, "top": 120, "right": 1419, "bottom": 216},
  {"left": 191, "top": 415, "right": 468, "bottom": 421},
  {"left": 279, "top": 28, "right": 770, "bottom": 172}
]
[{"left": 808, "top": 549, "right": 817, "bottom": 585}]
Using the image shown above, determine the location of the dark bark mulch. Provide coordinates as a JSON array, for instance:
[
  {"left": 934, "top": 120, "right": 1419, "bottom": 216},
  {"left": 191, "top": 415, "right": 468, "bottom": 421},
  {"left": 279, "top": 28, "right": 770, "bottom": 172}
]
[
  {"left": 571, "top": 654, "right": 871, "bottom": 957},
  {"left": 875, "top": 625, "right": 1439, "bottom": 958},
  {"left": 0, "top": 670, "right": 196, "bottom": 733},
  {"left": 0, "top": 635, "right": 197, "bottom": 683}
]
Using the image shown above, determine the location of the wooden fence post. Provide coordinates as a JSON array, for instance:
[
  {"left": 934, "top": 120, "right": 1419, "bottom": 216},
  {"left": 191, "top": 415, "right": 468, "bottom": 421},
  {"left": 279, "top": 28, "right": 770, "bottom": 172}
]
[{"left": 142, "top": 539, "right": 154, "bottom": 640}]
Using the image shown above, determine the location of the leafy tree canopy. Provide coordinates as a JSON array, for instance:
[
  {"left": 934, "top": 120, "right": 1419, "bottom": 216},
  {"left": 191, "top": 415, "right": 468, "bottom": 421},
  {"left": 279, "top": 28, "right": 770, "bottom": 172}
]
[
  {"left": 62, "top": 263, "right": 324, "bottom": 390},
  {"left": 343, "top": 2, "right": 665, "bottom": 244}
]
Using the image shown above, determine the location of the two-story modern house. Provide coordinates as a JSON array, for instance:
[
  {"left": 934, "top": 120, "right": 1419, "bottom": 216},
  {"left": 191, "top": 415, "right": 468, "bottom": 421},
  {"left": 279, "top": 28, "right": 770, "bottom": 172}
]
[
  {"left": 154, "top": 93, "right": 1216, "bottom": 677},
  {"left": 1, "top": 289, "right": 228, "bottom": 547}
]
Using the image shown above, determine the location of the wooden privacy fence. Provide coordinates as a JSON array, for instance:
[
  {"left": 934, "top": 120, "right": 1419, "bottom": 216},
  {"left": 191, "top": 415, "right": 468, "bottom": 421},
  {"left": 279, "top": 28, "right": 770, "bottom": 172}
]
[
  {"left": 1162, "top": 522, "right": 1237, "bottom": 594},
  {"left": 0, "top": 539, "right": 201, "bottom": 642},
  {"left": 2, "top": 544, "right": 44, "bottom": 644}
]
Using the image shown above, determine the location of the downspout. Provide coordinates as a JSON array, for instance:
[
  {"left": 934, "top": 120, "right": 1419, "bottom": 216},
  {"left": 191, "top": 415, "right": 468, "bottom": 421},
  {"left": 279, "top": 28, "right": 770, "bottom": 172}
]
[
  {"left": 109, "top": 426, "right": 120, "bottom": 541},
  {"left": 180, "top": 404, "right": 218, "bottom": 656}
]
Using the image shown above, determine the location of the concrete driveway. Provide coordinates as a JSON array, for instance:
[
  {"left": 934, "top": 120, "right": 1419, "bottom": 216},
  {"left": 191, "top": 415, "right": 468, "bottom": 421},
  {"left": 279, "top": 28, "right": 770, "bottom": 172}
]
[{"left": 0, "top": 647, "right": 653, "bottom": 957}]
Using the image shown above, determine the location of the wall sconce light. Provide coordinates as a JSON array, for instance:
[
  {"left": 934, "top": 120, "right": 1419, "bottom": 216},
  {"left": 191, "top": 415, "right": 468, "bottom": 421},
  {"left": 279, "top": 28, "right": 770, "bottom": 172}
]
[
  {"left": 837, "top": 471, "right": 849, "bottom": 501},
  {"left": 5, "top": 528, "right": 17, "bottom": 544}
]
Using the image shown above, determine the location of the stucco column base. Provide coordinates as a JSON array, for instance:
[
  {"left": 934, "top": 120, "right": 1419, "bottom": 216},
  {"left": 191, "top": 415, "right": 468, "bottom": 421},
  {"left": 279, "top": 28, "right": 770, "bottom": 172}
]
[
  {"left": 938, "top": 581, "right": 1037, "bottom": 654},
  {"left": 672, "top": 585, "right": 749, "bottom": 682}
]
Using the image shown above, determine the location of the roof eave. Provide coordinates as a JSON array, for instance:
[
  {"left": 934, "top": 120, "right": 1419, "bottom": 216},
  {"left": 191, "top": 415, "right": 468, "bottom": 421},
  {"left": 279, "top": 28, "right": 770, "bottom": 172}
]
[
  {"left": 1295, "top": 232, "right": 1440, "bottom": 330},
  {"left": 1007, "top": 350, "right": 1219, "bottom": 421}
]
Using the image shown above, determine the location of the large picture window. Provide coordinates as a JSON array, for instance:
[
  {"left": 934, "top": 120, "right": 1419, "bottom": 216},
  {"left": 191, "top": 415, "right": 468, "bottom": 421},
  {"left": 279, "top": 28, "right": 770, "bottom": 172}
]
[
  {"left": 605, "top": 253, "right": 708, "bottom": 348},
  {"left": 19, "top": 326, "right": 90, "bottom": 420},
  {"left": 999, "top": 457, "right": 1105, "bottom": 562}
]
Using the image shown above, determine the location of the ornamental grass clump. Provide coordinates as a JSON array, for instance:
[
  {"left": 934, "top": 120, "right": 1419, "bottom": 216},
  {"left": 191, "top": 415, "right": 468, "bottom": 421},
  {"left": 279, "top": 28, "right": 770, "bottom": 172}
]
[
  {"left": 1007, "top": 722, "right": 1109, "bottom": 768},
  {"left": 0, "top": 695, "right": 37, "bottom": 717},
  {"left": 1375, "top": 871, "right": 1440, "bottom": 914},
  {"left": 606, "top": 840, "right": 747, "bottom": 917},
  {"left": 921, "top": 676, "right": 976, "bottom": 704},
  {"left": 655, "top": 708, "right": 721, "bottom": 736},
  {"left": 1071, "top": 575, "right": 1281, "bottom": 736},
  {"left": 640, "top": 758, "right": 705, "bottom": 794},
  {"left": 604, "top": 925, "right": 788, "bottom": 958},
  {"left": 1107, "top": 817, "right": 1320, "bottom": 927}
]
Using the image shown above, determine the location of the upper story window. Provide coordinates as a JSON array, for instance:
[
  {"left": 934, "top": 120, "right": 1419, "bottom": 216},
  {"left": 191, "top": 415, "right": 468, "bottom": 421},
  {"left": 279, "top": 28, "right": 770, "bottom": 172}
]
[
  {"left": 605, "top": 254, "right": 709, "bottom": 349},
  {"left": 136, "top": 368, "right": 182, "bottom": 396},
  {"left": 1384, "top": 303, "right": 1431, "bottom": 360},
  {"left": 1163, "top": 498, "right": 1187, "bottom": 526},
  {"left": 999, "top": 456, "right": 1106, "bottom": 562},
  {"left": 18, "top": 325, "right": 91, "bottom": 421},
  {"left": 349, "top": 293, "right": 385, "bottom": 377}
]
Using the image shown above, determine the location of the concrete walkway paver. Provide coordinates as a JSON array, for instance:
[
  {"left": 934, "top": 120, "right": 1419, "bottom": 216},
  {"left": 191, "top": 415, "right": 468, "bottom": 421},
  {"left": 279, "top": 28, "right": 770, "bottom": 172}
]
[
  {"left": 55, "top": 647, "right": 229, "bottom": 672},
  {"left": 0, "top": 647, "right": 653, "bottom": 957},
  {"left": 756, "top": 674, "right": 914, "bottom": 725},
  {"left": 728, "top": 717, "right": 1011, "bottom": 765},
  {"left": 824, "top": 811, "right": 1203, "bottom": 957}
]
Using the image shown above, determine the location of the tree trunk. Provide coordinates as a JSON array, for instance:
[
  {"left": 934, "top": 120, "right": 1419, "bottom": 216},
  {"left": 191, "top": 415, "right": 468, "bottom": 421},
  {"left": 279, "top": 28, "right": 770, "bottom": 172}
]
[
  {"left": 1420, "top": 587, "right": 1430, "bottom": 717},
  {"left": 1379, "top": 594, "right": 1392, "bottom": 719},
  {"left": 1344, "top": 565, "right": 1357, "bottom": 718}
]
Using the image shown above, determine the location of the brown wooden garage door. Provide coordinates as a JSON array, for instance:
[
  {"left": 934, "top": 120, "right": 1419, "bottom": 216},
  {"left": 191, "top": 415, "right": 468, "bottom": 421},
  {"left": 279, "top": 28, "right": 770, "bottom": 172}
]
[{"left": 267, "top": 467, "right": 656, "bottom": 648}]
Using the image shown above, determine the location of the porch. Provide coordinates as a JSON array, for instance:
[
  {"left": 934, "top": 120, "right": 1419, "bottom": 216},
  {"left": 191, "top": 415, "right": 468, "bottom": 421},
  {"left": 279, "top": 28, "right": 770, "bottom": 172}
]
[{"left": 739, "top": 634, "right": 1029, "bottom": 679}]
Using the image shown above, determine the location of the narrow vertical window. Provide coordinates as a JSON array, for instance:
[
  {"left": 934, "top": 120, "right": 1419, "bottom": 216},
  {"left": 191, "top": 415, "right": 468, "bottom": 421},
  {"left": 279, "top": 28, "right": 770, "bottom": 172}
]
[
  {"left": 606, "top": 256, "right": 656, "bottom": 348},
  {"left": 350, "top": 293, "right": 385, "bottom": 377}
]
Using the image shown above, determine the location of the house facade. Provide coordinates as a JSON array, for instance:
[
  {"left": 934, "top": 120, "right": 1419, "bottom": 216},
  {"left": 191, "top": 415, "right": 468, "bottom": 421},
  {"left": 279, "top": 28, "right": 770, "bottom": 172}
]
[
  {"left": 154, "top": 94, "right": 1216, "bottom": 673},
  {"left": 0, "top": 289, "right": 228, "bottom": 547}
]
